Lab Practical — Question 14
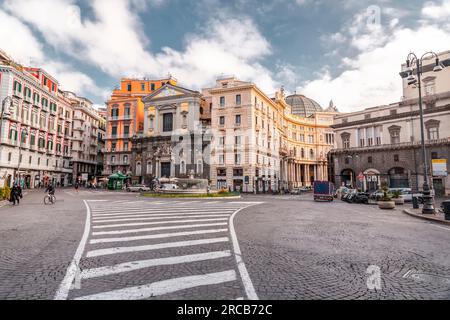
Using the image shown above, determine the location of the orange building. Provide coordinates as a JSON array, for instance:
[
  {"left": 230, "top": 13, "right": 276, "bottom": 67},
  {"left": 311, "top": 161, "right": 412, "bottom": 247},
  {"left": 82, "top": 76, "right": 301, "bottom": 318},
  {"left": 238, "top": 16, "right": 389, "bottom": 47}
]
[{"left": 104, "top": 77, "right": 177, "bottom": 175}]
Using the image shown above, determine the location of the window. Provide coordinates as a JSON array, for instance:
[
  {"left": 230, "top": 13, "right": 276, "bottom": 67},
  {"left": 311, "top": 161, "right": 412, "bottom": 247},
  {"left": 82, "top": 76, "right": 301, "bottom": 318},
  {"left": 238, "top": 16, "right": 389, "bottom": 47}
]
[
  {"left": 151, "top": 83, "right": 155, "bottom": 91},
  {"left": 182, "top": 113, "right": 187, "bottom": 127},
  {"left": 219, "top": 116, "right": 225, "bottom": 126},
  {"left": 219, "top": 136, "right": 225, "bottom": 146},
  {"left": 8, "top": 152, "right": 11, "bottom": 162},
  {"left": 219, "top": 154, "right": 224, "bottom": 165},
  {"left": 163, "top": 113, "right": 173, "bottom": 132},
  {"left": 235, "top": 136, "right": 242, "bottom": 146},
  {"left": 428, "top": 127, "right": 439, "bottom": 140},
  {"left": 136, "top": 162, "right": 142, "bottom": 176},
  {"left": 220, "top": 96, "right": 225, "bottom": 107},
  {"left": 310, "top": 149, "right": 314, "bottom": 159},
  {"left": 37, "top": 157, "right": 40, "bottom": 165},
  {"left": 111, "top": 126, "right": 117, "bottom": 136},
  {"left": 235, "top": 153, "right": 241, "bottom": 165},
  {"left": 301, "top": 148, "right": 305, "bottom": 158},
  {"left": 111, "top": 156, "right": 116, "bottom": 163},
  {"left": 124, "top": 142, "right": 128, "bottom": 151},
  {"left": 127, "top": 83, "right": 132, "bottom": 91},
  {"left": 235, "top": 115, "right": 241, "bottom": 125},
  {"left": 368, "top": 156, "right": 373, "bottom": 164},
  {"left": 141, "top": 83, "right": 145, "bottom": 91},
  {"left": 388, "top": 125, "right": 401, "bottom": 144},
  {"left": 180, "top": 161, "right": 186, "bottom": 175},
  {"left": 236, "top": 94, "right": 241, "bottom": 105},
  {"left": 394, "top": 154, "right": 399, "bottom": 162},
  {"left": 123, "top": 155, "right": 128, "bottom": 164},
  {"left": 124, "top": 125, "right": 130, "bottom": 135},
  {"left": 345, "top": 158, "right": 349, "bottom": 165}
]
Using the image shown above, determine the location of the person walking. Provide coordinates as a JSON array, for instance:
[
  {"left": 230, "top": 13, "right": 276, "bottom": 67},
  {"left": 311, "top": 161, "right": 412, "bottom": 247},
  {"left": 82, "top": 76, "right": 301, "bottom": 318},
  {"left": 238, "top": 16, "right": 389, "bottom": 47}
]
[{"left": 74, "top": 181, "right": 79, "bottom": 193}]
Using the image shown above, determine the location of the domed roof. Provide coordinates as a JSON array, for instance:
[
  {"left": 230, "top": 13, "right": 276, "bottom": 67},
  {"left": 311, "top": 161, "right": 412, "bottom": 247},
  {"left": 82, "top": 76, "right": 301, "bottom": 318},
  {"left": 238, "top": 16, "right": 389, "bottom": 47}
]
[{"left": 285, "top": 94, "right": 323, "bottom": 117}]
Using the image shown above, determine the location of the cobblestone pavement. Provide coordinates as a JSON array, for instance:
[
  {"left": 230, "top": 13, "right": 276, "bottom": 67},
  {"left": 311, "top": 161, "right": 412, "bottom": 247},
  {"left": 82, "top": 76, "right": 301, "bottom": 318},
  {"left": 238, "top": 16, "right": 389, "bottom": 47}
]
[
  {"left": 1, "top": 190, "right": 449, "bottom": 300},
  {"left": 236, "top": 194, "right": 450, "bottom": 300}
]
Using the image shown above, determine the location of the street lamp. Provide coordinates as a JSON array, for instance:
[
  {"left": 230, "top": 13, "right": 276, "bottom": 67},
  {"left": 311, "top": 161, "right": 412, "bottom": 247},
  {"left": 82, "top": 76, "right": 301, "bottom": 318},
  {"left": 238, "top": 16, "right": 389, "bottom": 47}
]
[{"left": 402, "top": 51, "right": 445, "bottom": 214}]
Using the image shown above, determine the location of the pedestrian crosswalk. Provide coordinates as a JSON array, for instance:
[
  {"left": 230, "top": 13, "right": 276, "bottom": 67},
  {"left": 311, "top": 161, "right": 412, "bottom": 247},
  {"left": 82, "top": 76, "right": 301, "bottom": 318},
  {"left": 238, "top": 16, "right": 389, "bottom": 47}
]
[{"left": 55, "top": 199, "right": 262, "bottom": 300}]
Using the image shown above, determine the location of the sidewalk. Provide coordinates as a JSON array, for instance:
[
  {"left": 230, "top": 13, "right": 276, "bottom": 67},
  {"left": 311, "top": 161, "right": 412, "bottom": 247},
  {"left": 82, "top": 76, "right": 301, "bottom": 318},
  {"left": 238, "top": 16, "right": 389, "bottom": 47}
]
[{"left": 403, "top": 208, "right": 450, "bottom": 226}]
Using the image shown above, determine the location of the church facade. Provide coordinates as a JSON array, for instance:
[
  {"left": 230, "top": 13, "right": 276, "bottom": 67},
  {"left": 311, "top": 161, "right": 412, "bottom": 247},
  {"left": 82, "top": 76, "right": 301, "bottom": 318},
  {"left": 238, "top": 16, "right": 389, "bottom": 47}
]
[{"left": 130, "top": 84, "right": 211, "bottom": 184}]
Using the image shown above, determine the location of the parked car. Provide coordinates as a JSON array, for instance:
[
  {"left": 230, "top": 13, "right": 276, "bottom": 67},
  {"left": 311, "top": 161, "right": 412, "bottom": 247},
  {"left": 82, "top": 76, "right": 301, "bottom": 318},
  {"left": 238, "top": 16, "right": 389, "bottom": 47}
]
[
  {"left": 127, "top": 184, "right": 151, "bottom": 192},
  {"left": 290, "top": 188, "right": 302, "bottom": 195}
]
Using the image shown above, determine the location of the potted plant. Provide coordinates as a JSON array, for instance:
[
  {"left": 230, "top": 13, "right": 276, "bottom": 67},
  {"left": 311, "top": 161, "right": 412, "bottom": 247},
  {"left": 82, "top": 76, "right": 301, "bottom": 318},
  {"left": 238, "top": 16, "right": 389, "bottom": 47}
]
[
  {"left": 377, "top": 186, "right": 396, "bottom": 210},
  {"left": 391, "top": 190, "right": 404, "bottom": 205}
]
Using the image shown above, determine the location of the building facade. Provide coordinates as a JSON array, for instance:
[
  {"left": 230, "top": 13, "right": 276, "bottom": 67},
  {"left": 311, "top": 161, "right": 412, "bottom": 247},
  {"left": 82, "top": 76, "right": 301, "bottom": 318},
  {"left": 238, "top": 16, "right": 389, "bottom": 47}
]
[
  {"left": 64, "top": 91, "right": 105, "bottom": 184},
  {"left": 203, "top": 77, "right": 335, "bottom": 193},
  {"left": 0, "top": 50, "right": 73, "bottom": 188},
  {"left": 131, "top": 83, "right": 209, "bottom": 184},
  {"left": 330, "top": 50, "right": 450, "bottom": 196},
  {"left": 104, "top": 77, "right": 177, "bottom": 176}
]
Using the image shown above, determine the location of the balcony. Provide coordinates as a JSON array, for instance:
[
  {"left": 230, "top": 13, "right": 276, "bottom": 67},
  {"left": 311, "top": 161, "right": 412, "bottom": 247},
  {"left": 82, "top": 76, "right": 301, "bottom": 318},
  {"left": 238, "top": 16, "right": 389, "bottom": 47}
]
[
  {"left": 107, "top": 115, "right": 132, "bottom": 121},
  {"left": 38, "top": 146, "right": 46, "bottom": 153},
  {"left": 23, "top": 96, "right": 32, "bottom": 104},
  {"left": 105, "top": 134, "right": 131, "bottom": 140}
]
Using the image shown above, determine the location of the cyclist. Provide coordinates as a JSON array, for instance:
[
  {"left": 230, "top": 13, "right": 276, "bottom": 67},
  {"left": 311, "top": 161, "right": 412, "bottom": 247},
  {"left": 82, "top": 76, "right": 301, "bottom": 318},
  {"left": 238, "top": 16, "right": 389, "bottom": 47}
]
[{"left": 45, "top": 183, "right": 55, "bottom": 196}]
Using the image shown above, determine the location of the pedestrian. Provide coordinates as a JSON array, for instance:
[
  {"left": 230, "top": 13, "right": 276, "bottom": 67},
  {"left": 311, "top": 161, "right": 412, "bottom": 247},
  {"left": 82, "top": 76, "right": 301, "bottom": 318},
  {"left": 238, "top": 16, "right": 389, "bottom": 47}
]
[
  {"left": 74, "top": 181, "right": 79, "bottom": 193},
  {"left": 10, "top": 183, "right": 20, "bottom": 205}
]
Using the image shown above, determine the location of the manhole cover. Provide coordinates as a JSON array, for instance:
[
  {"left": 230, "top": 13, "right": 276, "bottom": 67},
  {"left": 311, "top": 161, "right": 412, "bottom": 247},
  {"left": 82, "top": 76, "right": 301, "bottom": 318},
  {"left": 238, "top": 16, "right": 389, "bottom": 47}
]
[{"left": 403, "top": 269, "right": 450, "bottom": 285}]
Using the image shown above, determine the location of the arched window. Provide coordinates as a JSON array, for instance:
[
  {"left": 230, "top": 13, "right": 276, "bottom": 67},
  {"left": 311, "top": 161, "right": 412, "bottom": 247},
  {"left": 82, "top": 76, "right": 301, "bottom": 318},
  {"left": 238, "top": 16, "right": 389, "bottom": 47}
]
[
  {"left": 197, "top": 160, "right": 203, "bottom": 174},
  {"left": 180, "top": 161, "right": 186, "bottom": 174}
]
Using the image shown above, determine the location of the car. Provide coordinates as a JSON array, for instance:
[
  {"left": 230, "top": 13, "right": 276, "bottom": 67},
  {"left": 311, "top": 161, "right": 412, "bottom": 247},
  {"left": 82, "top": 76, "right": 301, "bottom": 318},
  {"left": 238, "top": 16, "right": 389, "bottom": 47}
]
[
  {"left": 127, "top": 184, "right": 151, "bottom": 192},
  {"left": 290, "top": 188, "right": 302, "bottom": 195}
]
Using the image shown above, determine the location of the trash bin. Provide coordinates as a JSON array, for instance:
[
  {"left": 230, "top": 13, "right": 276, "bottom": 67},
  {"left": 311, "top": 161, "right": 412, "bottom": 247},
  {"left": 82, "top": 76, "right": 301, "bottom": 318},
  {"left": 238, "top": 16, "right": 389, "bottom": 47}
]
[
  {"left": 412, "top": 197, "right": 419, "bottom": 209},
  {"left": 442, "top": 200, "right": 450, "bottom": 220}
]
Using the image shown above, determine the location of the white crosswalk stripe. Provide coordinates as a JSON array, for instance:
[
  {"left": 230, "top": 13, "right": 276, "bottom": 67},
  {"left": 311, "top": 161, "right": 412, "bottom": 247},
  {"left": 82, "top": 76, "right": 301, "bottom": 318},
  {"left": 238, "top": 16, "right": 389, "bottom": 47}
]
[{"left": 56, "top": 199, "right": 263, "bottom": 300}]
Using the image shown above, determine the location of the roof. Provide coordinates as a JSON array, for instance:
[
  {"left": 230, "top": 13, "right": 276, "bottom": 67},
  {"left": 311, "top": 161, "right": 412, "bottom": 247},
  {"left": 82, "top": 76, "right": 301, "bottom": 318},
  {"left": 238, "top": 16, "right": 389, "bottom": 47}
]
[{"left": 285, "top": 94, "right": 323, "bottom": 117}]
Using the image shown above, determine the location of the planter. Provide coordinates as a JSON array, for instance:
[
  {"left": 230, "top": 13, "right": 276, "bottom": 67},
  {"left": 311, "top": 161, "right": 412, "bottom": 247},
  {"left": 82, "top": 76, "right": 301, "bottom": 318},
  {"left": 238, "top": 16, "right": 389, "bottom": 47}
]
[
  {"left": 393, "top": 198, "right": 405, "bottom": 205},
  {"left": 378, "top": 201, "right": 396, "bottom": 210}
]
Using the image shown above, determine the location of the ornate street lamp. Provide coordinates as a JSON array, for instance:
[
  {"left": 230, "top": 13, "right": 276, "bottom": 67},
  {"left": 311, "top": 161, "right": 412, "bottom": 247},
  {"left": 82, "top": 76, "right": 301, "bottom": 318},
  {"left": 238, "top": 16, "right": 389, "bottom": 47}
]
[{"left": 402, "top": 51, "right": 445, "bottom": 214}]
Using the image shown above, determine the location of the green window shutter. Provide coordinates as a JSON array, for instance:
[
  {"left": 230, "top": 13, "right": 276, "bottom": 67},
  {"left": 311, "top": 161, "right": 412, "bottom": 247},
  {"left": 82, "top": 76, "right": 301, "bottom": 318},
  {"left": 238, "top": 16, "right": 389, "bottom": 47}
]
[{"left": 14, "top": 130, "right": 17, "bottom": 141}]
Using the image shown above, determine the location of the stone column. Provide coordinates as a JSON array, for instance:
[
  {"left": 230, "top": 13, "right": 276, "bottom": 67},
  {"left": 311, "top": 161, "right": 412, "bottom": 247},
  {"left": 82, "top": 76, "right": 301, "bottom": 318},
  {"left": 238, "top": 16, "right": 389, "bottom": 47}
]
[{"left": 305, "top": 164, "right": 310, "bottom": 186}]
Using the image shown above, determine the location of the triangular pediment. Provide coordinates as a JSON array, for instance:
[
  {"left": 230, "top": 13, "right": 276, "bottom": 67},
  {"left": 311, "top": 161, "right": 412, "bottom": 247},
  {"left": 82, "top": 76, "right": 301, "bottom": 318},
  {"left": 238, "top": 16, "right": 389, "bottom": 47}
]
[{"left": 143, "top": 83, "right": 200, "bottom": 103}]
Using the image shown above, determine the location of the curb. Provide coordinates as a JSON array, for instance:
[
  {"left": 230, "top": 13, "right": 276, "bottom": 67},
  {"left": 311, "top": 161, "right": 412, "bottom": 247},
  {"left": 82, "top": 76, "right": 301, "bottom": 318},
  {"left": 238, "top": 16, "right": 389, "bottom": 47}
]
[{"left": 402, "top": 209, "right": 450, "bottom": 226}]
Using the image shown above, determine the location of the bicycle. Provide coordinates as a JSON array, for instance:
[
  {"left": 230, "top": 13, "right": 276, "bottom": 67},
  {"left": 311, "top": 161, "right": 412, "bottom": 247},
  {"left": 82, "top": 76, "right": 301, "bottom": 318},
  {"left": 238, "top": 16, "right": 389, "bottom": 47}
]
[{"left": 44, "top": 193, "right": 56, "bottom": 205}]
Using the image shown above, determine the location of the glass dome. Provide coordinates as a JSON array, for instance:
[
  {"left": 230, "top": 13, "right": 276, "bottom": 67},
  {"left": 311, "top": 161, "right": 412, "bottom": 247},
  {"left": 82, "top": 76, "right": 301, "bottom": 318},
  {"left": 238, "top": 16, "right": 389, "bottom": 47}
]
[{"left": 285, "top": 94, "right": 323, "bottom": 117}]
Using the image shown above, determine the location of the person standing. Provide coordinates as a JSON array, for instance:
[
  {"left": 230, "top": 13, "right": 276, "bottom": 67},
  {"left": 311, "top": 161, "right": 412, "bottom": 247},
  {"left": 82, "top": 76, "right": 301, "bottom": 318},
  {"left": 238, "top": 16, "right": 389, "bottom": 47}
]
[
  {"left": 74, "top": 181, "right": 79, "bottom": 193},
  {"left": 10, "top": 184, "right": 20, "bottom": 205}
]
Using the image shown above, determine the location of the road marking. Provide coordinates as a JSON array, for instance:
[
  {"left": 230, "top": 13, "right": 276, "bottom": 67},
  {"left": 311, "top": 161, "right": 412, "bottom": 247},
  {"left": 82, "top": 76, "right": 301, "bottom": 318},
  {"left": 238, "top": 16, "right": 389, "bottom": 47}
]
[
  {"left": 93, "top": 214, "right": 231, "bottom": 223},
  {"left": 92, "top": 222, "right": 228, "bottom": 236},
  {"left": 92, "top": 217, "right": 229, "bottom": 229},
  {"left": 230, "top": 207, "right": 259, "bottom": 300},
  {"left": 54, "top": 200, "right": 91, "bottom": 300},
  {"left": 92, "top": 212, "right": 234, "bottom": 220},
  {"left": 86, "top": 237, "right": 229, "bottom": 257},
  {"left": 91, "top": 208, "right": 237, "bottom": 216},
  {"left": 431, "top": 224, "right": 450, "bottom": 231},
  {"left": 90, "top": 228, "right": 229, "bottom": 244},
  {"left": 74, "top": 270, "right": 236, "bottom": 300},
  {"left": 81, "top": 250, "right": 232, "bottom": 279}
]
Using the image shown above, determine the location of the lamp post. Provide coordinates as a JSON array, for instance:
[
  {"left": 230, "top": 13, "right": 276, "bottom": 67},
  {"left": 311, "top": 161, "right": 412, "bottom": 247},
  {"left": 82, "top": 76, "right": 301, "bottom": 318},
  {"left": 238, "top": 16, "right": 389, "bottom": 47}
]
[{"left": 402, "top": 51, "right": 445, "bottom": 214}]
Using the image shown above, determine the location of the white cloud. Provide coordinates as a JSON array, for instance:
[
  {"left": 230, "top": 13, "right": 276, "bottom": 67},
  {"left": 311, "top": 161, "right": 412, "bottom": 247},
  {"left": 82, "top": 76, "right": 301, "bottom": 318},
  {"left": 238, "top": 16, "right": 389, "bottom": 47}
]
[
  {"left": 0, "top": 7, "right": 108, "bottom": 101},
  {"left": 4, "top": 0, "right": 280, "bottom": 95},
  {"left": 297, "top": 4, "right": 450, "bottom": 112},
  {"left": 422, "top": 0, "right": 450, "bottom": 20}
]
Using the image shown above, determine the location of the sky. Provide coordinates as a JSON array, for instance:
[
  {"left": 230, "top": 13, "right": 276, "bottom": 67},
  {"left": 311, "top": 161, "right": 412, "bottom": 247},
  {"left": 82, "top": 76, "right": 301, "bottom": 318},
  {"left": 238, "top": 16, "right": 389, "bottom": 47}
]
[{"left": 1, "top": 0, "right": 450, "bottom": 112}]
